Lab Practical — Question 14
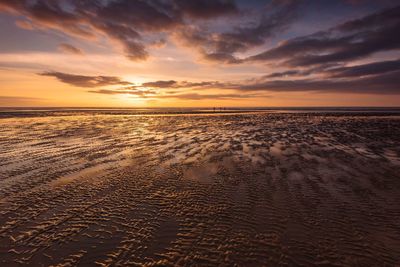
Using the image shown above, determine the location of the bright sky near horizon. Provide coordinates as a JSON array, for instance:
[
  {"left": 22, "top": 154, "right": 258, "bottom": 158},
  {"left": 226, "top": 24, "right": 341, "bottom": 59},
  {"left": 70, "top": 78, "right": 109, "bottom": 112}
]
[{"left": 0, "top": 0, "right": 399, "bottom": 107}]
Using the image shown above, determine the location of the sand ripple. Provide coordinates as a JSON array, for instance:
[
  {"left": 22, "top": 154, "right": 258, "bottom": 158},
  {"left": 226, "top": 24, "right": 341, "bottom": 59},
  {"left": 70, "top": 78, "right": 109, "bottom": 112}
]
[{"left": 0, "top": 113, "right": 399, "bottom": 266}]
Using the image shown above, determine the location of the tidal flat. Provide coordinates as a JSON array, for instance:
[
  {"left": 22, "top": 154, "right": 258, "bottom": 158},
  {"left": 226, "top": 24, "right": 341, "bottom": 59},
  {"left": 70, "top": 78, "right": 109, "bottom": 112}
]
[{"left": 0, "top": 111, "right": 400, "bottom": 266}]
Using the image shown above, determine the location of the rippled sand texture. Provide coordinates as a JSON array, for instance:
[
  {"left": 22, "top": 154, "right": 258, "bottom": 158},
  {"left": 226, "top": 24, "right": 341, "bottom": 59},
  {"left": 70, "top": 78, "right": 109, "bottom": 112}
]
[{"left": 1, "top": 113, "right": 400, "bottom": 266}]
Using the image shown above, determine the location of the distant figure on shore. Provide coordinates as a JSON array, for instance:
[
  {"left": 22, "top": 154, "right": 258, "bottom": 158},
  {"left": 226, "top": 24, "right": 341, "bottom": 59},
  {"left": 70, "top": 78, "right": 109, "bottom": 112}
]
[{"left": 212, "top": 107, "right": 226, "bottom": 112}]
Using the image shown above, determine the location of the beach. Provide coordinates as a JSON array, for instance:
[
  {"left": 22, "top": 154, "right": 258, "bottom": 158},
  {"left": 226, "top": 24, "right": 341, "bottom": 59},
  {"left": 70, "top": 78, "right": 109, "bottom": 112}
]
[{"left": 0, "top": 111, "right": 400, "bottom": 266}]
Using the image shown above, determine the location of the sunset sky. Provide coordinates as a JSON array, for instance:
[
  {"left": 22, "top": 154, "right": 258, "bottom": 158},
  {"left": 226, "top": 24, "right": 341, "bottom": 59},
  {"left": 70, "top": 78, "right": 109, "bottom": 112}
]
[{"left": 0, "top": 0, "right": 399, "bottom": 107}]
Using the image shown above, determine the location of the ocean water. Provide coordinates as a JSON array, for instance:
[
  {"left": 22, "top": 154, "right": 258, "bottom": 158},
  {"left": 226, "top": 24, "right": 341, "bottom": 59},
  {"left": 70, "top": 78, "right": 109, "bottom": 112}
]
[{"left": 1, "top": 106, "right": 400, "bottom": 118}]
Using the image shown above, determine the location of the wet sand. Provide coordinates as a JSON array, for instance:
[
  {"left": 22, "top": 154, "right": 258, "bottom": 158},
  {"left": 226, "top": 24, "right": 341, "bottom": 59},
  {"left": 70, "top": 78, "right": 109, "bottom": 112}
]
[{"left": 0, "top": 112, "right": 400, "bottom": 266}]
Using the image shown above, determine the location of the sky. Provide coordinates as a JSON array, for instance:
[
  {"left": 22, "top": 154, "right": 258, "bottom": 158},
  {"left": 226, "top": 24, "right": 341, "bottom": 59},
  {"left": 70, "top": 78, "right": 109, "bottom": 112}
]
[{"left": 0, "top": 0, "right": 399, "bottom": 107}]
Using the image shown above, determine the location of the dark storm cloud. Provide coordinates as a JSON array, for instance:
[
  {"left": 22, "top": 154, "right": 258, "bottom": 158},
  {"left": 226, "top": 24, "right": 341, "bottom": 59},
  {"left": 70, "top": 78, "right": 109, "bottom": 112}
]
[
  {"left": 40, "top": 72, "right": 130, "bottom": 88},
  {"left": 57, "top": 43, "right": 83, "bottom": 55},
  {"left": 249, "top": 5, "right": 400, "bottom": 66}
]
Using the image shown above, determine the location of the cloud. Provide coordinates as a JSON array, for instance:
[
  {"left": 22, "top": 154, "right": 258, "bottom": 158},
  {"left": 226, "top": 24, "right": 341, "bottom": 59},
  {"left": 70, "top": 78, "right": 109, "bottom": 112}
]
[
  {"left": 261, "top": 58, "right": 400, "bottom": 80},
  {"left": 40, "top": 72, "right": 130, "bottom": 88},
  {"left": 158, "top": 93, "right": 259, "bottom": 100},
  {"left": 89, "top": 88, "right": 261, "bottom": 100},
  {"left": 236, "top": 70, "right": 400, "bottom": 94},
  {"left": 15, "top": 19, "right": 34, "bottom": 30},
  {"left": 324, "top": 59, "right": 400, "bottom": 78},
  {"left": 176, "top": 0, "right": 300, "bottom": 63},
  {"left": 262, "top": 70, "right": 304, "bottom": 79},
  {"left": 141, "top": 80, "right": 228, "bottom": 89},
  {"left": 175, "top": 0, "right": 238, "bottom": 19},
  {"left": 43, "top": 65, "right": 400, "bottom": 96},
  {"left": 1, "top": 0, "right": 398, "bottom": 68},
  {"left": 57, "top": 43, "right": 83, "bottom": 55},
  {"left": 0, "top": 96, "right": 45, "bottom": 106},
  {"left": 0, "top": 61, "right": 51, "bottom": 71},
  {"left": 88, "top": 88, "right": 157, "bottom": 97},
  {"left": 131, "top": 66, "right": 400, "bottom": 95},
  {"left": 248, "top": 5, "right": 400, "bottom": 66},
  {"left": 37, "top": 71, "right": 232, "bottom": 90},
  {"left": 142, "top": 80, "right": 177, "bottom": 88},
  {"left": 0, "top": 0, "right": 244, "bottom": 61},
  {"left": 157, "top": 93, "right": 258, "bottom": 100},
  {"left": 1, "top": 0, "right": 94, "bottom": 38},
  {"left": 0, "top": 0, "right": 300, "bottom": 62}
]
